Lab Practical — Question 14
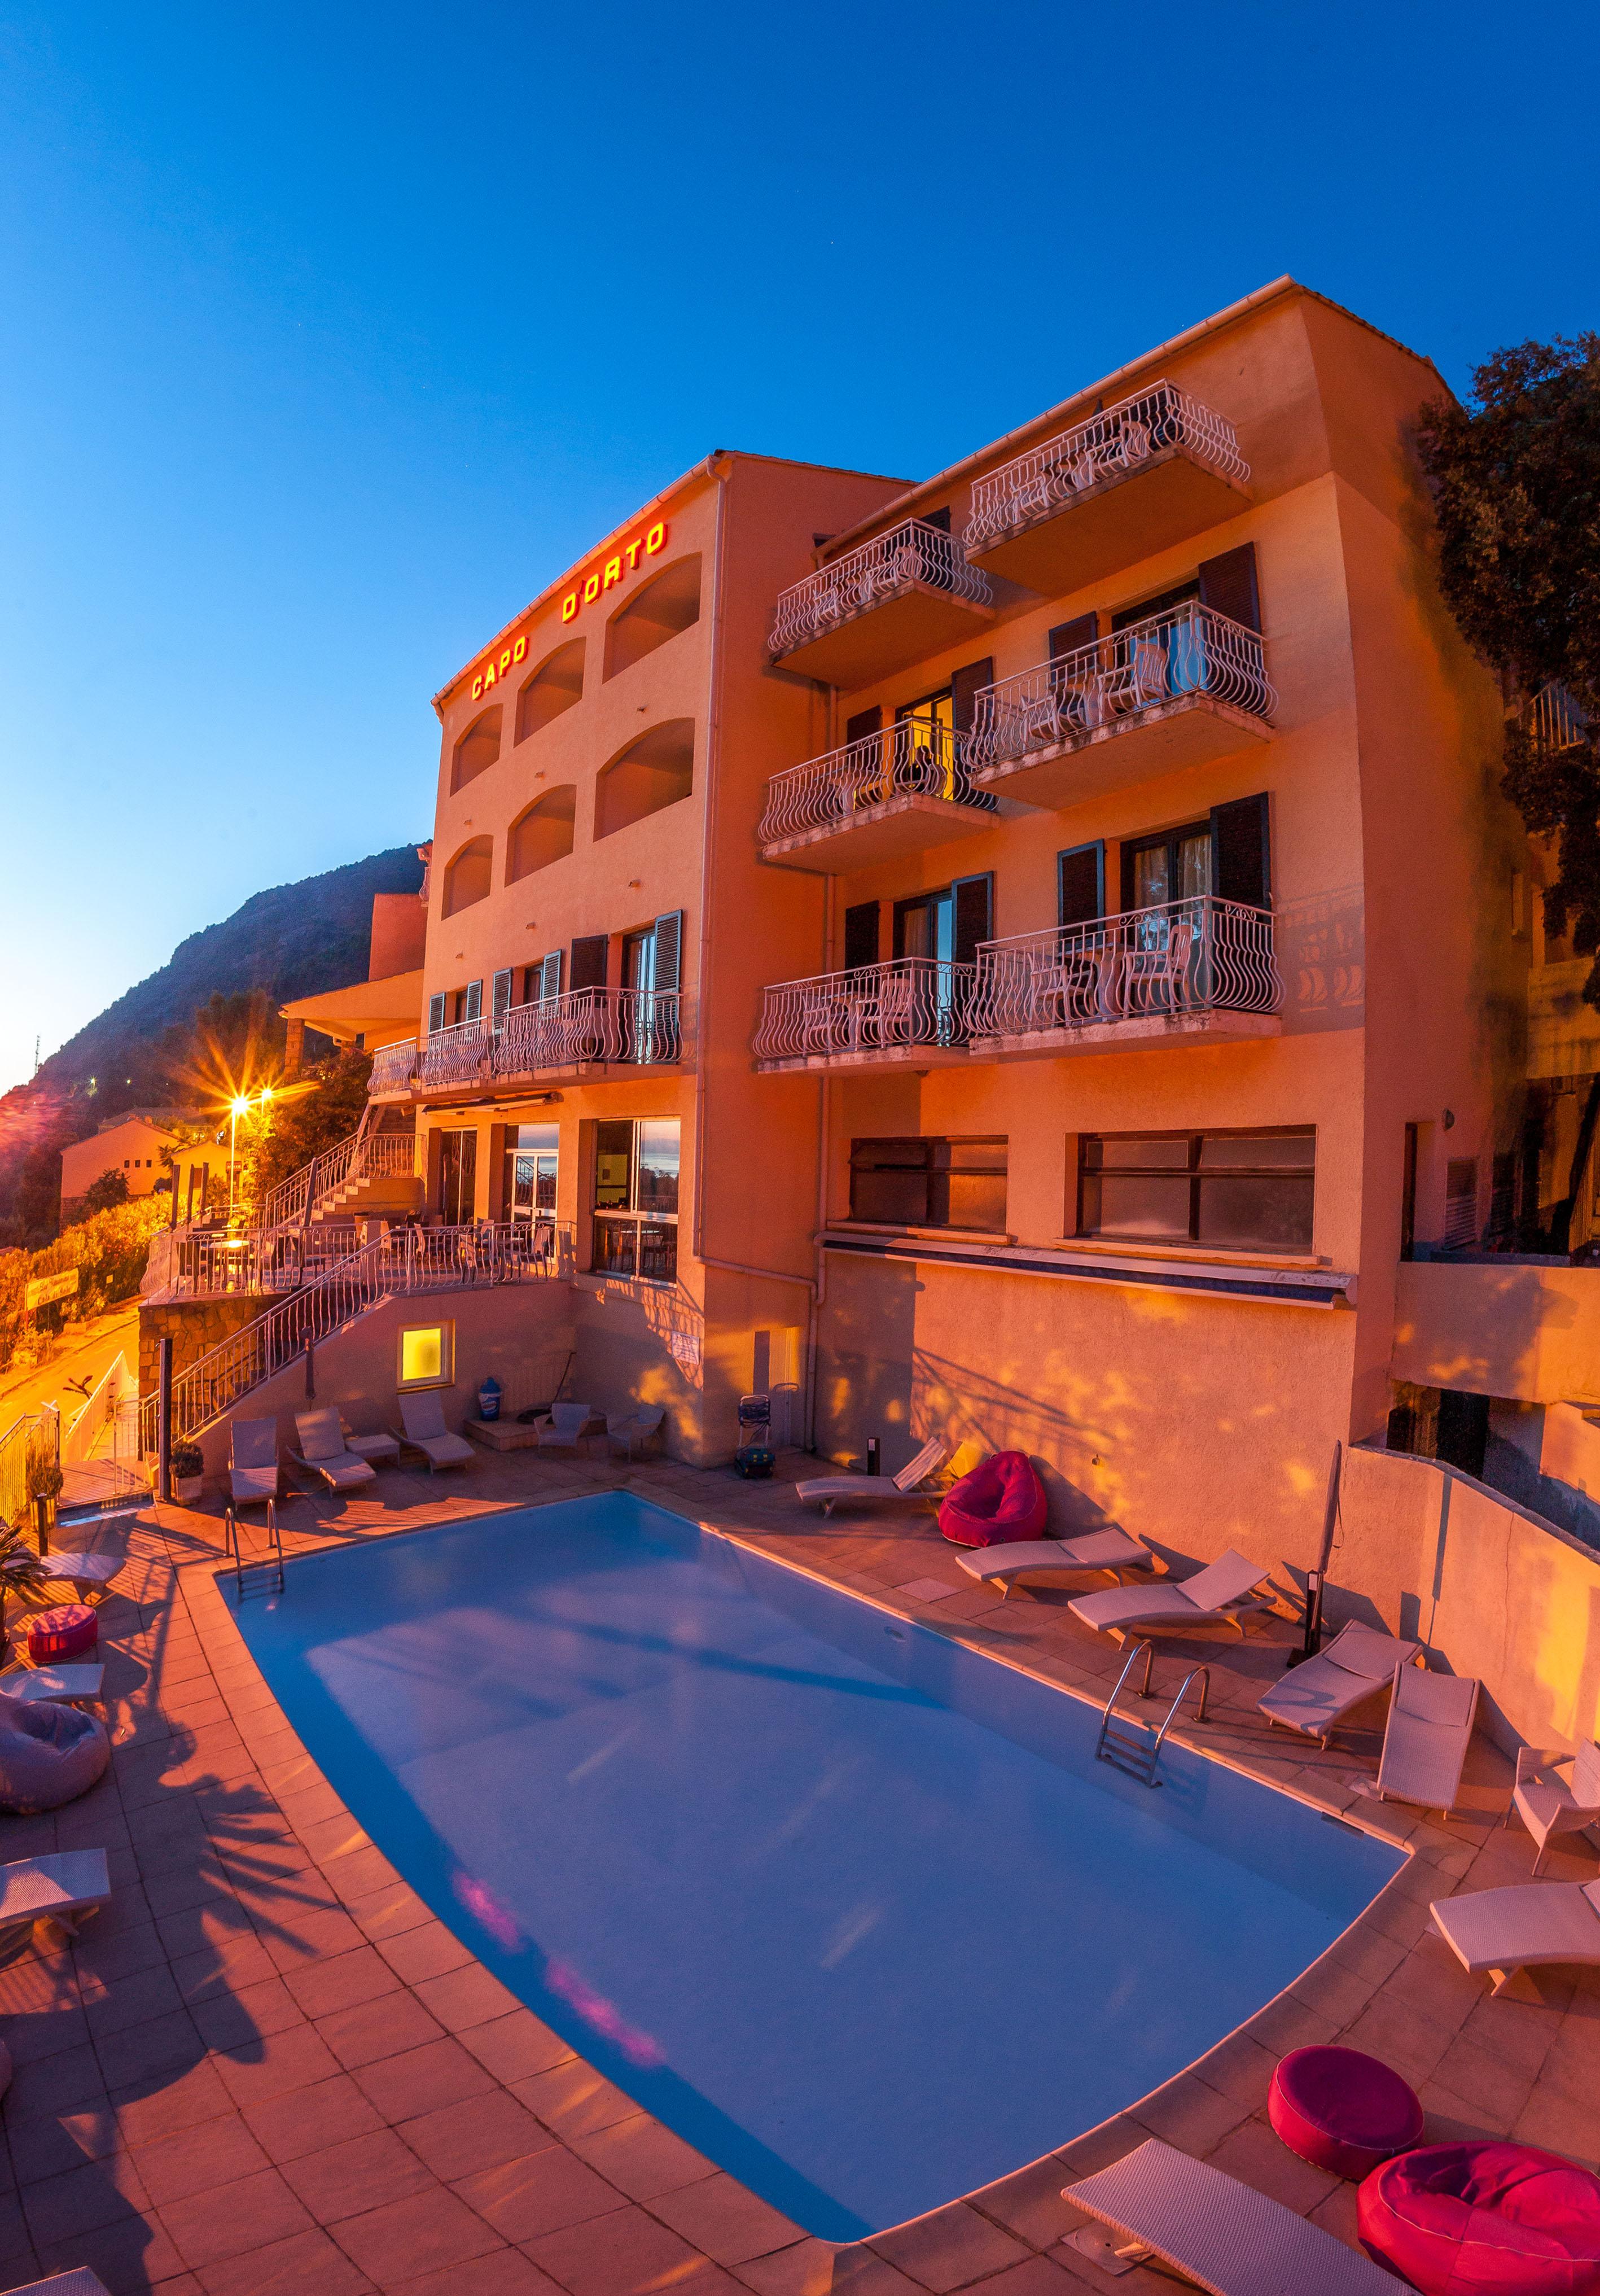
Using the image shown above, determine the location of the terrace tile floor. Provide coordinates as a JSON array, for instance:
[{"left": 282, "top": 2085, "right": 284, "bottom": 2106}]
[{"left": 0, "top": 1446, "right": 1595, "bottom": 2294}]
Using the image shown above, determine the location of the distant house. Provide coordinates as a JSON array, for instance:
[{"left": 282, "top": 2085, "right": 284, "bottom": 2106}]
[{"left": 60, "top": 1108, "right": 214, "bottom": 1219}]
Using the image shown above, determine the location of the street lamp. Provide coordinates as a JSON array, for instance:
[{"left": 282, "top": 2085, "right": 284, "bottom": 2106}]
[{"left": 227, "top": 1085, "right": 274, "bottom": 1216}]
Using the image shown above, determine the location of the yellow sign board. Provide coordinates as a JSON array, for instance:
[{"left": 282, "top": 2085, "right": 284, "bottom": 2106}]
[{"left": 24, "top": 1267, "right": 78, "bottom": 1313}]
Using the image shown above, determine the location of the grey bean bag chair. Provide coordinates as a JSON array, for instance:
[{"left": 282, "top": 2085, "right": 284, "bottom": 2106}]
[{"left": 0, "top": 1690, "right": 110, "bottom": 1814}]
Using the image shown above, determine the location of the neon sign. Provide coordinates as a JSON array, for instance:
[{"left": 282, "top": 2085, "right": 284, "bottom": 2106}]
[
  {"left": 470, "top": 633, "right": 528, "bottom": 701},
  {"left": 561, "top": 521, "right": 669, "bottom": 624}
]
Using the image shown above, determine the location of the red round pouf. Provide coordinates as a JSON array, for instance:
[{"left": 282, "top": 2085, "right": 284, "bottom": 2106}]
[
  {"left": 1269, "top": 2045, "right": 1423, "bottom": 2181},
  {"left": 938, "top": 1452, "right": 1048, "bottom": 1548},
  {"left": 1360, "top": 2143, "right": 1600, "bottom": 2295},
  {"left": 27, "top": 1604, "right": 97, "bottom": 1663}
]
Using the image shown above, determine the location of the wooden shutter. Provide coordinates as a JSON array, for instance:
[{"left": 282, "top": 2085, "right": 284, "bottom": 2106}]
[
  {"left": 426, "top": 992, "right": 445, "bottom": 1036},
  {"left": 950, "top": 658, "right": 994, "bottom": 738},
  {"left": 845, "top": 706, "right": 882, "bottom": 747},
  {"left": 1058, "top": 842, "right": 1104, "bottom": 927},
  {"left": 1049, "top": 614, "right": 1098, "bottom": 663},
  {"left": 843, "top": 900, "right": 879, "bottom": 973},
  {"left": 1198, "top": 542, "right": 1260, "bottom": 632},
  {"left": 652, "top": 910, "right": 683, "bottom": 993},
  {"left": 463, "top": 979, "right": 483, "bottom": 1025},
  {"left": 540, "top": 950, "right": 563, "bottom": 1002},
  {"left": 569, "top": 934, "right": 608, "bottom": 991},
  {"left": 1119, "top": 841, "right": 1139, "bottom": 915},
  {"left": 1211, "top": 794, "right": 1271, "bottom": 909},
  {"left": 491, "top": 968, "right": 513, "bottom": 1028},
  {"left": 952, "top": 873, "right": 993, "bottom": 966}
]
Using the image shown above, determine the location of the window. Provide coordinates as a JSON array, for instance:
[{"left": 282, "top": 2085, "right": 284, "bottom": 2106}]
[
  {"left": 507, "top": 786, "right": 577, "bottom": 882},
  {"left": 592, "top": 1117, "right": 679, "bottom": 1280},
  {"left": 595, "top": 720, "right": 694, "bottom": 838},
  {"left": 506, "top": 1123, "right": 558, "bottom": 1222},
  {"left": 604, "top": 556, "right": 702, "bottom": 680},
  {"left": 1123, "top": 818, "right": 1212, "bottom": 911},
  {"left": 398, "top": 1321, "right": 454, "bottom": 1389},
  {"left": 1444, "top": 1158, "right": 1479, "bottom": 1249},
  {"left": 451, "top": 706, "right": 502, "bottom": 793},
  {"left": 849, "top": 1138, "right": 1007, "bottom": 1232},
  {"left": 439, "top": 1129, "right": 478, "bottom": 1224},
  {"left": 516, "top": 638, "right": 584, "bottom": 741},
  {"left": 1078, "top": 1129, "right": 1314, "bottom": 1252},
  {"left": 442, "top": 836, "right": 493, "bottom": 917}
]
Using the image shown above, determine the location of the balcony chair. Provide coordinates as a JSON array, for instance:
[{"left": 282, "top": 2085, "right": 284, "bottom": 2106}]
[
  {"left": 1121, "top": 914, "right": 1195, "bottom": 1018},
  {"left": 1099, "top": 633, "right": 1170, "bottom": 718},
  {"left": 1506, "top": 1739, "right": 1600, "bottom": 1873},
  {"left": 799, "top": 984, "right": 849, "bottom": 1057},
  {"left": 607, "top": 1407, "right": 665, "bottom": 1463},
  {"left": 849, "top": 966, "right": 917, "bottom": 1052}
]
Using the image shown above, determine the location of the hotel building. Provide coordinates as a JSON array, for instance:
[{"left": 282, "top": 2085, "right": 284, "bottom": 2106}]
[{"left": 351, "top": 274, "right": 1531, "bottom": 1561}]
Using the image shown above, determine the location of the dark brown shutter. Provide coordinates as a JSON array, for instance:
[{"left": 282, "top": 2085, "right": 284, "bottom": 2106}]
[
  {"left": 1049, "top": 614, "right": 1098, "bottom": 662},
  {"left": 952, "top": 873, "right": 993, "bottom": 966},
  {"left": 922, "top": 506, "right": 952, "bottom": 533},
  {"left": 1058, "top": 842, "right": 1104, "bottom": 926},
  {"left": 1198, "top": 543, "right": 1260, "bottom": 632},
  {"left": 1210, "top": 794, "right": 1270, "bottom": 909},
  {"left": 652, "top": 910, "right": 683, "bottom": 993},
  {"left": 950, "top": 658, "right": 993, "bottom": 737},
  {"left": 1119, "top": 842, "right": 1137, "bottom": 915},
  {"left": 427, "top": 992, "right": 445, "bottom": 1035},
  {"left": 845, "top": 705, "right": 882, "bottom": 746},
  {"left": 569, "top": 934, "right": 608, "bottom": 991},
  {"left": 843, "top": 900, "right": 879, "bottom": 973}
]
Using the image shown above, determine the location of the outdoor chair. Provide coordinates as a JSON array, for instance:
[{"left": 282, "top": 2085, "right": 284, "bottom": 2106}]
[
  {"left": 1507, "top": 1738, "right": 1600, "bottom": 1873},
  {"left": 797, "top": 1438, "right": 949, "bottom": 1516},
  {"left": 1257, "top": 1620, "right": 1422, "bottom": 1747},
  {"left": 0, "top": 1848, "right": 112, "bottom": 1956},
  {"left": 952, "top": 1528, "right": 1155, "bottom": 1601},
  {"left": 1431, "top": 1875, "right": 1600, "bottom": 1997},
  {"left": 291, "top": 1408, "right": 376, "bottom": 1492},
  {"left": 229, "top": 1416, "right": 279, "bottom": 1508},
  {"left": 607, "top": 1407, "right": 665, "bottom": 1462},
  {"left": 38, "top": 1552, "right": 124, "bottom": 1605},
  {"left": 0, "top": 1666, "right": 104, "bottom": 1708},
  {"left": 1067, "top": 1549, "right": 1275, "bottom": 1642},
  {"left": 1364, "top": 1664, "right": 1480, "bottom": 1818},
  {"left": 535, "top": 1402, "right": 603, "bottom": 1452},
  {"left": 392, "top": 1391, "right": 476, "bottom": 1471}
]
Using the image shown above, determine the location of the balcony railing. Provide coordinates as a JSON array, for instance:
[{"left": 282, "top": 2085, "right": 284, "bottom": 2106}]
[
  {"left": 769, "top": 519, "right": 992, "bottom": 659},
  {"left": 964, "top": 380, "right": 1248, "bottom": 556},
  {"left": 497, "top": 987, "right": 681, "bottom": 1074},
  {"left": 966, "top": 601, "right": 1273, "bottom": 777},
  {"left": 753, "top": 957, "right": 976, "bottom": 1065},
  {"left": 967, "top": 898, "right": 1279, "bottom": 1040},
  {"left": 757, "top": 721, "right": 994, "bottom": 846},
  {"left": 416, "top": 1017, "right": 494, "bottom": 1091},
  {"left": 1524, "top": 680, "right": 1590, "bottom": 759},
  {"left": 369, "top": 1038, "right": 423, "bottom": 1096}
]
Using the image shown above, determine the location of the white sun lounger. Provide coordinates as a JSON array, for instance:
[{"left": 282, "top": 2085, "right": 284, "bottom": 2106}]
[
  {"left": 0, "top": 1666, "right": 104, "bottom": 1708},
  {"left": 954, "top": 1528, "right": 1154, "bottom": 1599},
  {"left": 1063, "top": 2135, "right": 1409, "bottom": 2291},
  {"left": 1068, "top": 1549, "right": 1274, "bottom": 1642},
  {"left": 3, "top": 2268, "right": 113, "bottom": 2294},
  {"left": 38, "top": 1552, "right": 124, "bottom": 1603},
  {"left": 339, "top": 1412, "right": 400, "bottom": 1467},
  {"left": 392, "top": 1392, "right": 476, "bottom": 1471},
  {"left": 796, "top": 1438, "right": 948, "bottom": 1515},
  {"left": 1256, "top": 1621, "right": 1421, "bottom": 1746},
  {"left": 1432, "top": 1875, "right": 1600, "bottom": 1997},
  {"left": 229, "top": 1416, "right": 279, "bottom": 1507},
  {"left": 1508, "top": 1739, "right": 1600, "bottom": 1873},
  {"left": 0, "top": 1849, "right": 112, "bottom": 1949},
  {"left": 1369, "top": 1664, "right": 1479, "bottom": 1816},
  {"left": 291, "top": 1408, "right": 376, "bottom": 1492}
]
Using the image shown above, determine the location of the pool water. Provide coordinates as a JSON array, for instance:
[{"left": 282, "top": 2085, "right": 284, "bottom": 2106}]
[{"left": 231, "top": 1495, "right": 1404, "bottom": 2238}]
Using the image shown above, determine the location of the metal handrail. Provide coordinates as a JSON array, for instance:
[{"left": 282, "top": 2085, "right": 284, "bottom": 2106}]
[
  {"left": 757, "top": 720, "right": 994, "bottom": 846},
  {"left": 752, "top": 957, "right": 977, "bottom": 1064},
  {"left": 964, "top": 378, "right": 1248, "bottom": 553},
  {"left": 226, "top": 1498, "right": 283, "bottom": 1602},
  {"left": 967, "top": 896, "right": 1280, "bottom": 1039},
  {"left": 1150, "top": 1667, "right": 1210, "bottom": 1765},
  {"left": 1096, "top": 1639, "right": 1156, "bottom": 1752},
  {"left": 769, "top": 518, "right": 992, "bottom": 658},
  {"left": 497, "top": 987, "right": 681, "bottom": 1076}
]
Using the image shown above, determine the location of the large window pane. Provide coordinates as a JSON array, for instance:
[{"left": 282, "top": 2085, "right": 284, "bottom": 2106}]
[
  {"left": 1090, "top": 1136, "right": 1192, "bottom": 1171},
  {"left": 945, "top": 1172, "right": 1008, "bottom": 1230},
  {"left": 1198, "top": 1175, "right": 1314, "bottom": 1252},
  {"left": 1083, "top": 1173, "right": 1191, "bottom": 1239},
  {"left": 594, "top": 1121, "right": 633, "bottom": 1211},
  {"left": 1197, "top": 1131, "right": 1315, "bottom": 1170},
  {"left": 637, "top": 1119, "right": 680, "bottom": 1215},
  {"left": 637, "top": 1223, "right": 678, "bottom": 1282},
  {"left": 853, "top": 1170, "right": 930, "bottom": 1224},
  {"left": 593, "top": 1218, "right": 637, "bottom": 1276}
]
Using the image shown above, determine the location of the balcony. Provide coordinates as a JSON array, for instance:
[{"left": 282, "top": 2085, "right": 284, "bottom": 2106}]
[
  {"left": 752, "top": 958, "right": 976, "bottom": 1074},
  {"left": 371, "top": 991, "right": 684, "bottom": 1104},
  {"left": 368, "top": 1038, "right": 421, "bottom": 1100},
  {"left": 768, "top": 519, "right": 993, "bottom": 689},
  {"left": 967, "top": 602, "right": 1273, "bottom": 810},
  {"left": 962, "top": 381, "right": 1250, "bottom": 594},
  {"left": 967, "top": 897, "right": 1281, "bottom": 1056},
  {"left": 757, "top": 719, "right": 1005, "bottom": 870}
]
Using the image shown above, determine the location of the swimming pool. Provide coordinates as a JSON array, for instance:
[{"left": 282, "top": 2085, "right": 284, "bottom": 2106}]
[{"left": 230, "top": 1495, "right": 1404, "bottom": 2240}]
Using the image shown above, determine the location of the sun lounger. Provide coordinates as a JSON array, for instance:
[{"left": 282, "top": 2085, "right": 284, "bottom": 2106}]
[
  {"left": 1432, "top": 1875, "right": 1600, "bottom": 1997},
  {"left": 339, "top": 1412, "right": 400, "bottom": 1467},
  {"left": 1068, "top": 1549, "right": 1274, "bottom": 1642},
  {"left": 1507, "top": 1738, "right": 1600, "bottom": 1873},
  {"left": 953, "top": 1528, "right": 1154, "bottom": 1599},
  {"left": 229, "top": 1416, "right": 279, "bottom": 1507},
  {"left": 536, "top": 1402, "right": 603, "bottom": 1451},
  {"left": 0, "top": 1667, "right": 104, "bottom": 1708},
  {"left": 1367, "top": 1664, "right": 1479, "bottom": 1816},
  {"left": 1256, "top": 1621, "right": 1421, "bottom": 1746},
  {"left": 291, "top": 1408, "right": 376, "bottom": 1492},
  {"left": 1062, "top": 2134, "right": 1408, "bottom": 2291},
  {"left": 797, "top": 1437, "right": 949, "bottom": 1515},
  {"left": 3, "top": 2268, "right": 113, "bottom": 2294},
  {"left": 38, "top": 1552, "right": 124, "bottom": 1603},
  {"left": 0, "top": 1849, "right": 112, "bottom": 1950},
  {"left": 392, "top": 1392, "right": 476, "bottom": 1471}
]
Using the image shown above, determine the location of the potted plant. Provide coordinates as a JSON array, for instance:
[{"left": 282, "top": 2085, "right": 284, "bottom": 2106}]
[
  {"left": 0, "top": 1522, "right": 54, "bottom": 1668},
  {"left": 170, "top": 1441, "right": 205, "bottom": 1505}
]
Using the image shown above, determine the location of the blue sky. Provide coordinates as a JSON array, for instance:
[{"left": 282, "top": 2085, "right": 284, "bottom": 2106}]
[{"left": 4, "top": 0, "right": 1598, "bottom": 1094}]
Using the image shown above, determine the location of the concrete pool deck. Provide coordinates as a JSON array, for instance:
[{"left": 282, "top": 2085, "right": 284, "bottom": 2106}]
[{"left": 0, "top": 1448, "right": 1594, "bottom": 2293}]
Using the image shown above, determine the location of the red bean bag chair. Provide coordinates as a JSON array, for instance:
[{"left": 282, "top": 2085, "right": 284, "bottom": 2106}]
[
  {"left": 28, "top": 1604, "right": 97, "bottom": 1662},
  {"left": 1360, "top": 2142, "right": 1600, "bottom": 2295},
  {"left": 939, "top": 1451, "right": 1047, "bottom": 1548},
  {"left": 1269, "top": 2046, "right": 1422, "bottom": 2181}
]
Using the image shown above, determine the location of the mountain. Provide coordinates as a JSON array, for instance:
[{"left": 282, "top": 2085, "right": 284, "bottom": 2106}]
[{"left": 36, "top": 845, "right": 426, "bottom": 1091}]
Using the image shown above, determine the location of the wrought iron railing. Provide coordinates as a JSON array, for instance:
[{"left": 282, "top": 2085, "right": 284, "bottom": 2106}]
[
  {"left": 256, "top": 1126, "right": 415, "bottom": 1239},
  {"left": 966, "top": 898, "right": 1279, "bottom": 1039},
  {"left": 368, "top": 1039, "right": 419, "bottom": 1095},
  {"left": 753, "top": 958, "right": 977, "bottom": 1063},
  {"left": 757, "top": 721, "right": 995, "bottom": 845},
  {"left": 966, "top": 602, "right": 1273, "bottom": 776},
  {"left": 138, "top": 1220, "right": 577, "bottom": 1451},
  {"left": 415, "top": 1018, "right": 494, "bottom": 1091},
  {"left": 769, "top": 518, "right": 992, "bottom": 658},
  {"left": 497, "top": 987, "right": 681, "bottom": 1075},
  {"left": 964, "top": 380, "right": 1248, "bottom": 553},
  {"left": 1524, "top": 681, "right": 1590, "bottom": 759}
]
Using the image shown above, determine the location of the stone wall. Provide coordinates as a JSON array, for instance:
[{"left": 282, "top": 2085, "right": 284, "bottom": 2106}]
[{"left": 138, "top": 1295, "right": 270, "bottom": 1398}]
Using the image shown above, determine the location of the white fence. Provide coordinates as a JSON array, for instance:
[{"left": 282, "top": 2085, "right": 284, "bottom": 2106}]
[
  {"left": 967, "top": 898, "right": 1280, "bottom": 1039},
  {"left": 757, "top": 720, "right": 993, "bottom": 845},
  {"left": 768, "top": 518, "right": 992, "bottom": 659},
  {"left": 964, "top": 379, "right": 1248, "bottom": 553},
  {"left": 753, "top": 959, "right": 977, "bottom": 1063}
]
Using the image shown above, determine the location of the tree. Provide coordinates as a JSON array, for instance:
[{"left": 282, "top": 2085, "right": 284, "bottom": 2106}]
[
  {"left": 246, "top": 1047, "right": 375, "bottom": 1207},
  {"left": 1417, "top": 336, "right": 1600, "bottom": 999},
  {"left": 81, "top": 1169, "right": 129, "bottom": 1215}
]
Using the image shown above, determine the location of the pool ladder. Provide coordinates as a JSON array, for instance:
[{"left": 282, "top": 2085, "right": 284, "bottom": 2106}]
[
  {"left": 223, "top": 1502, "right": 284, "bottom": 1603},
  {"left": 1095, "top": 1641, "right": 1209, "bottom": 1787}
]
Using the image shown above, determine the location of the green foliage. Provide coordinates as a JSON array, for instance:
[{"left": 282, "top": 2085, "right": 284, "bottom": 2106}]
[
  {"left": 246, "top": 1048, "right": 375, "bottom": 1208},
  {"left": 1418, "top": 336, "right": 1600, "bottom": 996},
  {"left": 0, "top": 1196, "right": 167, "bottom": 1375},
  {"left": 0, "top": 1519, "right": 54, "bottom": 1630},
  {"left": 81, "top": 1169, "right": 130, "bottom": 1215}
]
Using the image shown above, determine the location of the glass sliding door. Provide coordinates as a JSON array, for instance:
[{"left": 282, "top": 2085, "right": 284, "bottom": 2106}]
[{"left": 439, "top": 1129, "right": 478, "bottom": 1226}]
